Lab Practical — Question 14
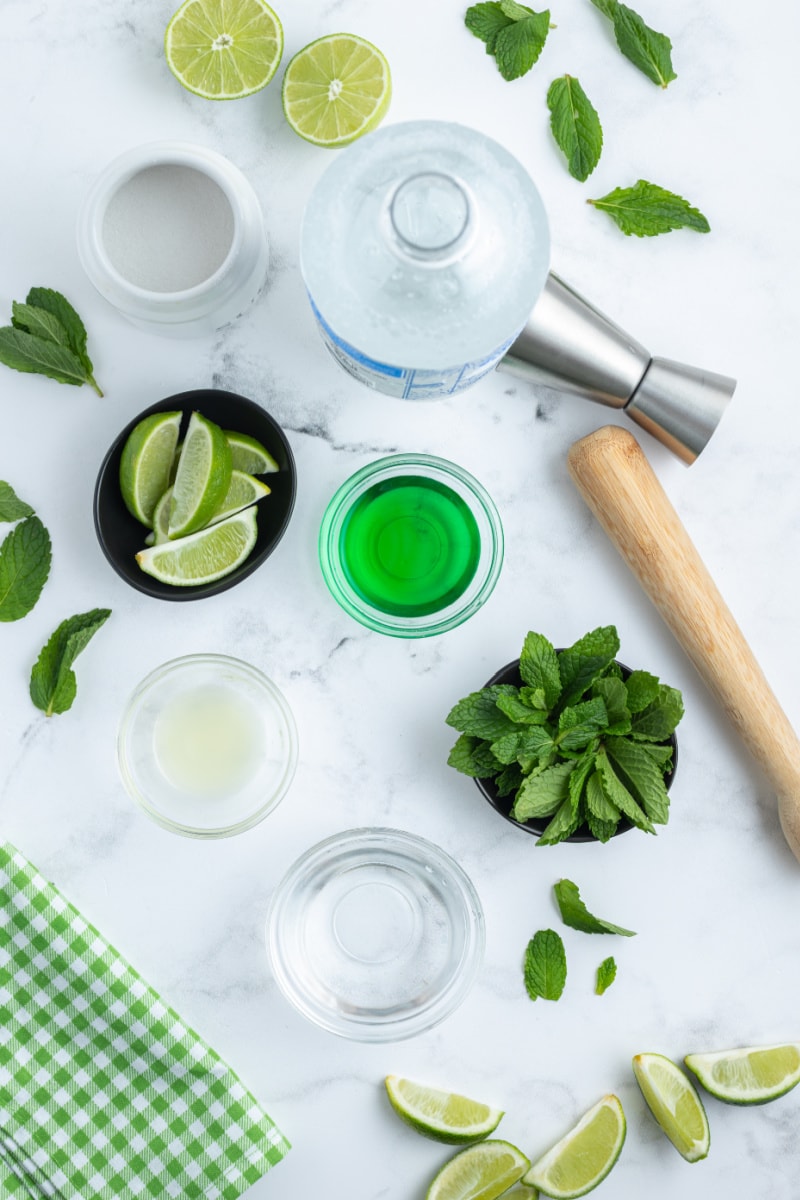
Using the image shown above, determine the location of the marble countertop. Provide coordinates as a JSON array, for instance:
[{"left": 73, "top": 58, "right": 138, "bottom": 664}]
[{"left": 3, "top": 0, "right": 800, "bottom": 1197}]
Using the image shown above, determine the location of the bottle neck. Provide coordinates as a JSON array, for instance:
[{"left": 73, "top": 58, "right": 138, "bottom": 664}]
[{"left": 387, "top": 172, "right": 474, "bottom": 263}]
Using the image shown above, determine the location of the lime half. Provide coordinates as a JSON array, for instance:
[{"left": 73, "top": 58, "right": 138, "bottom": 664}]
[
  {"left": 119, "top": 411, "right": 181, "bottom": 528},
  {"left": 632, "top": 1054, "right": 709, "bottom": 1162},
  {"left": 168, "top": 411, "right": 232, "bottom": 538},
  {"left": 685, "top": 1043, "right": 800, "bottom": 1106},
  {"left": 226, "top": 430, "right": 279, "bottom": 474},
  {"left": 385, "top": 1076, "right": 503, "bottom": 1145},
  {"left": 282, "top": 33, "right": 391, "bottom": 148},
  {"left": 427, "top": 1141, "right": 530, "bottom": 1200},
  {"left": 165, "top": 0, "right": 283, "bottom": 100},
  {"left": 136, "top": 506, "right": 258, "bottom": 586},
  {"left": 522, "top": 1095, "right": 626, "bottom": 1198}
]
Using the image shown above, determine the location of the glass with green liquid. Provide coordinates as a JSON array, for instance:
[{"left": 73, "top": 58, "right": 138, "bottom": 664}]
[{"left": 318, "top": 454, "right": 503, "bottom": 637}]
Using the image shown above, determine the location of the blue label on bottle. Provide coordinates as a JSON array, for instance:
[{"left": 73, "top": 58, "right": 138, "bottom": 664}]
[{"left": 308, "top": 294, "right": 516, "bottom": 399}]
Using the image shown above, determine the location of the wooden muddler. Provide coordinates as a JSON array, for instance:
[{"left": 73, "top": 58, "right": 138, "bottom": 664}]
[{"left": 567, "top": 424, "right": 800, "bottom": 863}]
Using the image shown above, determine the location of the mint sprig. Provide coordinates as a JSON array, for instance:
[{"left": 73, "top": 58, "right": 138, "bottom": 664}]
[
  {"left": 0, "top": 515, "right": 52, "bottom": 622},
  {"left": 589, "top": 0, "right": 676, "bottom": 88},
  {"left": 465, "top": 1, "right": 551, "bottom": 81},
  {"left": 446, "top": 624, "right": 681, "bottom": 846},
  {"left": 547, "top": 75, "right": 603, "bottom": 181},
  {"left": 589, "top": 180, "right": 710, "bottom": 237},
  {"left": 554, "top": 879, "right": 636, "bottom": 936},
  {"left": 0, "top": 287, "right": 102, "bottom": 396},
  {"left": 524, "top": 929, "right": 567, "bottom": 1001},
  {"left": 596, "top": 956, "right": 617, "bottom": 995},
  {"left": 30, "top": 609, "right": 111, "bottom": 716}
]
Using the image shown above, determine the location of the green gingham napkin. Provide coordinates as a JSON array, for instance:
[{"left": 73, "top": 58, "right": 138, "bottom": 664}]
[{"left": 0, "top": 840, "right": 289, "bottom": 1200}]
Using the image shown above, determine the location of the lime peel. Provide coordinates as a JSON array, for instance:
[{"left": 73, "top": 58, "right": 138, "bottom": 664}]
[{"left": 385, "top": 1075, "right": 504, "bottom": 1145}]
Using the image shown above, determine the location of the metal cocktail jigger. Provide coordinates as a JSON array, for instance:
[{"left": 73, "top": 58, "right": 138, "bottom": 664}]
[{"left": 497, "top": 273, "right": 736, "bottom": 464}]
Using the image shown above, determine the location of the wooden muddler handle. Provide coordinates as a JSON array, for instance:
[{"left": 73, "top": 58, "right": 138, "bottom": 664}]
[{"left": 567, "top": 425, "right": 800, "bottom": 862}]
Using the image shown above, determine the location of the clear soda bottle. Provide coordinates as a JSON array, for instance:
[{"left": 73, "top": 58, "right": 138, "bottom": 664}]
[{"left": 300, "top": 120, "right": 550, "bottom": 400}]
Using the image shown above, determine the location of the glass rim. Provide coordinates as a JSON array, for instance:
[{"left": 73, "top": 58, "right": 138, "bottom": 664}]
[
  {"left": 318, "top": 453, "right": 504, "bottom": 638},
  {"left": 117, "top": 653, "right": 298, "bottom": 839},
  {"left": 266, "top": 826, "right": 485, "bottom": 1041}
]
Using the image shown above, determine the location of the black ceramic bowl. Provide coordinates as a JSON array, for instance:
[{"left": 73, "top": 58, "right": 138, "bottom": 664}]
[
  {"left": 94, "top": 389, "right": 297, "bottom": 601},
  {"left": 475, "top": 657, "right": 678, "bottom": 842}
]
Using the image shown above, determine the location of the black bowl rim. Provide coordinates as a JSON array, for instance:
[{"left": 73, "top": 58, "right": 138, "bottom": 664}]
[
  {"left": 93, "top": 388, "right": 297, "bottom": 602},
  {"left": 474, "top": 655, "right": 678, "bottom": 843}
]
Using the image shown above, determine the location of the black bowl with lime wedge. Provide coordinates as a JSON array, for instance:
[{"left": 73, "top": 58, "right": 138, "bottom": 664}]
[
  {"left": 474, "top": 657, "right": 678, "bottom": 843},
  {"left": 93, "top": 389, "right": 296, "bottom": 601}
]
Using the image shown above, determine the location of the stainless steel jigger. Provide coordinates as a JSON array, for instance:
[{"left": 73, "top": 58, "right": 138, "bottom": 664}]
[{"left": 497, "top": 273, "right": 736, "bottom": 464}]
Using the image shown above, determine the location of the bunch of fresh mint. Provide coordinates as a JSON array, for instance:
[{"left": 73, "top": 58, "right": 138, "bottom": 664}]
[{"left": 446, "top": 625, "right": 683, "bottom": 845}]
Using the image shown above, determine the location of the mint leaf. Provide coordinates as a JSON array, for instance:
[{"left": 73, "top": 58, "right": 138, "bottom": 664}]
[
  {"left": 446, "top": 684, "right": 519, "bottom": 739},
  {"left": 586, "top": 769, "right": 620, "bottom": 823},
  {"left": 0, "top": 326, "right": 89, "bottom": 388},
  {"left": 492, "top": 725, "right": 554, "bottom": 765},
  {"left": 596, "top": 956, "right": 617, "bottom": 995},
  {"left": 447, "top": 733, "right": 504, "bottom": 777},
  {"left": 494, "top": 5, "right": 551, "bottom": 81},
  {"left": 519, "top": 631, "right": 561, "bottom": 708},
  {"left": 629, "top": 684, "right": 684, "bottom": 739},
  {"left": 26, "top": 287, "right": 99, "bottom": 385},
  {"left": 611, "top": 3, "right": 676, "bottom": 88},
  {"left": 496, "top": 763, "right": 524, "bottom": 797},
  {"left": 605, "top": 736, "right": 670, "bottom": 823},
  {"left": 556, "top": 625, "right": 620, "bottom": 711},
  {"left": 496, "top": 690, "right": 549, "bottom": 725},
  {"left": 30, "top": 609, "right": 111, "bottom": 716},
  {"left": 624, "top": 669, "right": 660, "bottom": 713},
  {"left": 584, "top": 809, "right": 619, "bottom": 842},
  {"left": 637, "top": 741, "right": 674, "bottom": 770},
  {"left": 592, "top": 675, "right": 630, "bottom": 734},
  {"left": 11, "top": 302, "right": 72, "bottom": 350},
  {"left": 589, "top": 0, "right": 617, "bottom": 17},
  {"left": 0, "top": 516, "right": 51, "bottom": 622},
  {"left": 537, "top": 794, "right": 583, "bottom": 845},
  {"left": 547, "top": 75, "right": 603, "bottom": 181},
  {"left": 524, "top": 929, "right": 567, "bottom": 1001},
  {"left": 554, "top": 879, "right": 636, "bottom": 936},
  {"left": 0, "top": 482, "right": 34, "bottom": 523},
  {"left": 512, "top": 760, "right": 573, "bottom": 821},
  {"left": 589, "top": 180, "right": 710, "bottom": 237},
  {"left": 557, "top": 697, "right": 608, "bottom": 751},
  {"left": 596, "top": 747, "right": 654, "bottom": 832},
  {"left": 0, "top": 288, "right": 102, "bottom": 396},
  {"left": 465, "top": 2, "right": 514, "bottom": 53}
]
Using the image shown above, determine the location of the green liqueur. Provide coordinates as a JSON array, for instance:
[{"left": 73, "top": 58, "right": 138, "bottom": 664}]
[{"left": 339, "top": 475, "right": 481, "bottom": 617}]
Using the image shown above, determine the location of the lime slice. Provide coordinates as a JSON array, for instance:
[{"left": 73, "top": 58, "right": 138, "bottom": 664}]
[
  {"left": 165, "top": 0, "right": 283, "bottom": 100},
  {"left": 632, "top": 1054, "right": 709, "bottom": 1162},
  {"left": 212, "top": 469, "right": 271, "bottom": 522},
  {"left": 522, "top": 1095, "right": 626, "bottom": 1198},
  {"left": 685, "top": 1043, "right": 800, "bottom": 1106},
  {"left": 168, "top": 412, "right": 232, "bottom": 538},
  {"left": 119, "top": 411, "right": 181, "bottom": 528},
  {"left": 225, "top": 430, "right": 279, "bottom": 474},
  {"left": 152, "top": 488, "right": 173, "bottom": 544},
  {"left": 427, "top": 1141, "right": 530, "bottom": 1200},
  {"left": 281, "top": 33, "right": 391, "bottom": 148},
  {"left": 385, "top": 1076, "right": 504, "bottom": 1145},
  {"left": 136, "top": 506, "right": 258, "bottom": 586}
]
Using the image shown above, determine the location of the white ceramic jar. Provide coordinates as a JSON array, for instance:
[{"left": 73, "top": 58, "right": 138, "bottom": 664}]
[{"left": 77, "top": 141, "right": 269, "bottom": 337}]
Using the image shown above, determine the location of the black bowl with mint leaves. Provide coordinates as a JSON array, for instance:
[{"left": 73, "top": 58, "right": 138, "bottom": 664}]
[{"left": 446, "top": 626, "right": 680, "bottom": 845}]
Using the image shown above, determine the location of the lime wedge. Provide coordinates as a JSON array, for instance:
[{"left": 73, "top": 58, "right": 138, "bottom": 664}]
[
  {"left": 152, "top": 488, "right": 173, "bottom": 544},
  {"left": 212, "top": 469, "right": 271, "bottom": 522},
  {"left": 685, "top": 1043, "right": 800, "bottom": 1105},
  {"left": 119, "top": 411, "right": 181, "bottom": 528},
  {"left": 632, "top": 1054, "right": 709, "bottom": 1162},
  {"left": 522, "top": 1095, "right": 626, "bottom": 1198},
  {"left": 281, "top": 33, "right": 391, "bottom": 148},
  {"left": 385, "top": 1076, "right": 504, "bottom": 1145},
  {"left": 427, "top": 1141, "right": 530, "bottom": 1200},
  {"left": 225, "top": 430, "right": 279, "bottom": 474},
  {"left": 165, "top": 0, "right": 283, "bottom": 100},
  {"left": 136, "top": 506, "right": 258, "bottom": 586},
  {"left": 168, "top": 411, "right": 232, "bottom": 538}
]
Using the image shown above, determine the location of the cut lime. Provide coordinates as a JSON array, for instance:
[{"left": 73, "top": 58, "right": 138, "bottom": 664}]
[
  {"left": 136, "top": 506, "right": 258, "bottom": 586},
  {"left": 212, "top": 469, "right": 271, "bottom": 522},
  {"left": 165, "top": 0, "right": 283, "bottom": 100},
  {"left": 152, "top": 488, "right": 173, "bottom": 544},
  {"left": 281, "top": 33, "right": 391, "bottom": 148},
  {"left": 427, "top": 1141, "right": 530, "bottom": 1200},
  {"left": 168, "top": 411, "right": 232, "bottom": 538},
  {"left": 685, "top": 1043, "right": 800, "bottom": 1106},
  {"left": 385, "top": 1076, "right": 504, "bottom": 1145},
  {"left": 225, "top": 430, "right": 279, "bottom": 474},
  {"left": 632, "top": 1054, "right": 709, "bottom": 1162},
  {"left": 522, "top": 1095, "right": 626, "bottom": 1198},
  {"left": 119, "top": 411, "right": 181, "bottom": 528}
]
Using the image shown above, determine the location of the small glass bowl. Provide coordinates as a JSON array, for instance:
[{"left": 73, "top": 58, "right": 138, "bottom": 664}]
[
  {"left": 117, "top": 654, "right": 298, "bottom": 839},
  {"left": 266, "top": 828, "right": 485, "bottom": 1041},
  {"left": 318, "top": 454, "right": 503, "bottom": 638}
]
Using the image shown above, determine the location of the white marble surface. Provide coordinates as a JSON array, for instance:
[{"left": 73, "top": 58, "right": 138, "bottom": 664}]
[{"left": 3, "top": 0, "right": 800, "bottom": 1196}]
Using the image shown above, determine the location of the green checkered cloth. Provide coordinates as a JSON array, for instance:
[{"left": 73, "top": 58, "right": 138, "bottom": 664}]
[{"left": 0, "top": 840, "right": 289, "bottom": 1200}]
